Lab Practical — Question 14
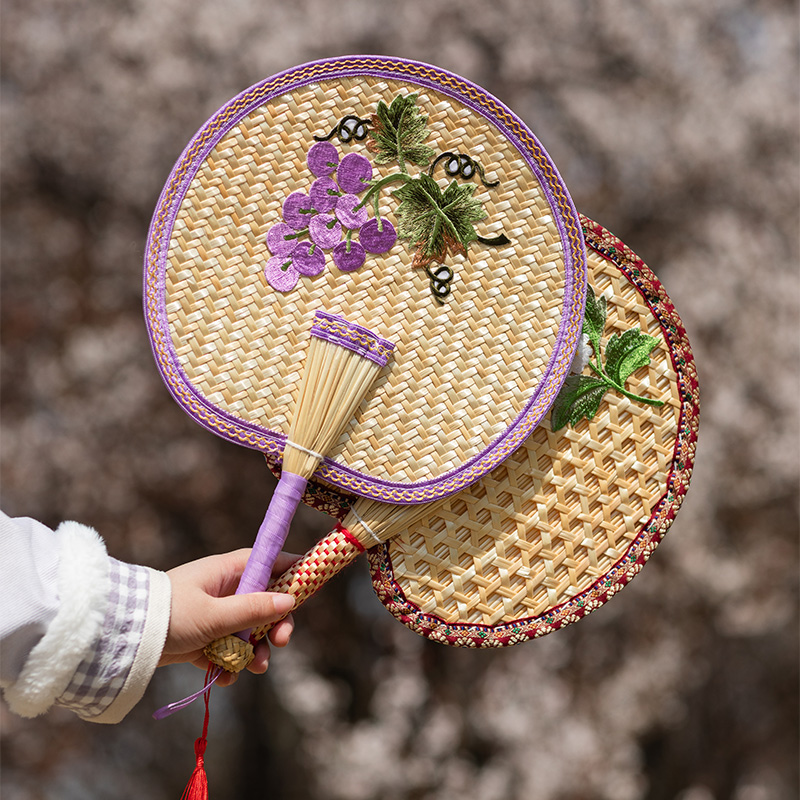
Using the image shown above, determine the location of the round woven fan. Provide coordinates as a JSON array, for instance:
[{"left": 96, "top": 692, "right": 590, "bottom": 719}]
[
  {"left": 144, "top": 55, "right": 585, "bottom": 505},
  {"left": 259, "top": 217, "right": 699, "bottom": 647}
]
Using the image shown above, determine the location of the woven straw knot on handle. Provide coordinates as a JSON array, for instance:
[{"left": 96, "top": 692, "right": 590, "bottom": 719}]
[{"left": 204, "top": 635, "right": 254, "bottom": 673}]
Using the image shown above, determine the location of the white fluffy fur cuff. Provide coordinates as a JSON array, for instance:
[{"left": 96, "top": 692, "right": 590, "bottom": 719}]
[{"left": 4, "top": 521, "right": 109, "bottom": 718}]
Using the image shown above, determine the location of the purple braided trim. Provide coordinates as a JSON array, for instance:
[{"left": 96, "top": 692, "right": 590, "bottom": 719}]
[{"left": 310, "top": 311, "right": 394, "bottom": 367}]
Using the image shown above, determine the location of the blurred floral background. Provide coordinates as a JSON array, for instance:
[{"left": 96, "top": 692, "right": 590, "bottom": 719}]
[{"left": 1, "top": 1, "right": 797, "bottom": 798}]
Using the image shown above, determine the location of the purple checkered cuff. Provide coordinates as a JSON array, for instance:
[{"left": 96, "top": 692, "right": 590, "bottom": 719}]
[
  {"left": 57, "top": 558, "right": 150, "bottom": 717},
  {"left": 62, "top": 556, "right": 171, "bottom": 724},
  {"left": 1, "top": 517, "right": 171, "bottom": 723}
]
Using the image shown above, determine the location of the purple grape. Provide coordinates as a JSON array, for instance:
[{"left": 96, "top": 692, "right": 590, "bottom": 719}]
[
  {"left": 264, "top": 254, "right": 299, "bottom": 292},
  {"left": 359, "top": 217, "right": 397, "bottom": 254},
  {"left": 282, "top": 192, "right": 313, "bottom": 230},
  {"left": 332, "top": 240, "right": 366, "bottom": 273},
  {"left": 337, "top": 153, "right": 372, "bottom": 194},
  {"left": 335, "top": 194, "right": 369, "bottom": 230},
  {"left": 266, "top": 222, "right": 299, "bottom": 256},
  {"left": 309, "top": 213, "right": 343, "bottom": 249},
  {"left": 310, "top": 177, "right": 340, "bottom": 213},
  {"left": 307, "top": 141, "right": 339, "bottom": 177},
  {"left": 292, "top": 241, "right": 326, "bottom": 276}
]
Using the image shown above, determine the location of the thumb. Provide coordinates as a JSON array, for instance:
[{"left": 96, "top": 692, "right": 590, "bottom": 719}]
[{"left": 207, "top": 592, "right": 295, "bottom": 639}]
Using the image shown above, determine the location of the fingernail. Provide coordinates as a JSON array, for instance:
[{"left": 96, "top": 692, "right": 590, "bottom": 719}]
[{"left": 273, "top": 594, "right": 295, "bottom": 615}]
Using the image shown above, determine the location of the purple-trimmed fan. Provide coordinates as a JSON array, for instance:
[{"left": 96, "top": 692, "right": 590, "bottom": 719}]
[{"left": 144, "top": 55, "right": 587, "bottom": 711}]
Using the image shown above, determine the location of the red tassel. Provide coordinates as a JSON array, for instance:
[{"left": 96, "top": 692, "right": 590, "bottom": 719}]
[{"left": 180, "top": 667, "right": 212, "bottom": 800}]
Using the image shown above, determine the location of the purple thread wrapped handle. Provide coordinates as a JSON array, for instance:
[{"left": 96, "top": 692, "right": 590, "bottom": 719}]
[{"left": 237, "top": 471, "right": 309, "bottom": 597}]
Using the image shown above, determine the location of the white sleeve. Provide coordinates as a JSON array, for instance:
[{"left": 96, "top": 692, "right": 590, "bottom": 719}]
[{"left": 1, "top": 512, "right": 172, "bottom": 723}]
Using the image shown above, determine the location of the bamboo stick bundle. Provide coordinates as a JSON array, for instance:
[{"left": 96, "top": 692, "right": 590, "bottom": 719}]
[
  {"left": 238, "top": 311, "right": 392, "bottom": 595},
  {"left": 203, "top": 312, "right": 393, "bottom": 670}
]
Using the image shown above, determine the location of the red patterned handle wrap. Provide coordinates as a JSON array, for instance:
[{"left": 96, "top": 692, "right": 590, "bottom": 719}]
[
  {"left": 204, "top": 527, "right": 363, "bottom": 672},
  {"left": 249, "top": 527, "right": 364, "bottom": 641}
]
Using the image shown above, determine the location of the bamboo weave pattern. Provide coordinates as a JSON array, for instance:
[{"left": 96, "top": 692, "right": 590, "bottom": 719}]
[
  {"left": 371, "top": 221, "right": 699, "bottom": 645},
  {"left": 231, "top": 221, "right": 698, "bottom": 652}
]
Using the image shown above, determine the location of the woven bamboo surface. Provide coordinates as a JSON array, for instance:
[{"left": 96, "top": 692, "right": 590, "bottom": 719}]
[
  {"left": 369, "top": 226, "right": 696, "bottom": 641},
  {"left": 155, "top": 66, "right": 582, "bottom": 499},
  {"left": 205, "top": 634, "right": 253, "bottom": 673}
]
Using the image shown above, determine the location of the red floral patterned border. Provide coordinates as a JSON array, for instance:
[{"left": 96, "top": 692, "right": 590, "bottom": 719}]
[{"left": 364, "top": 216, "right": 700, "bottom": 647}]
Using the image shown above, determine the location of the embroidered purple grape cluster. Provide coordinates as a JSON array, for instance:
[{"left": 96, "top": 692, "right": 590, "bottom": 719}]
[
  {"left": 265, "top": 92, "right": 510, "bottom": 303},
  {"left": 264, "top": 141, "right": 397, "bottom": 292}
]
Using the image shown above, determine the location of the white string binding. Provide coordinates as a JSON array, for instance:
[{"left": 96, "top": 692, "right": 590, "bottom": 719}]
[
  {"left": 349, "top": 503, "right": 383, "bottom": 547},
  {"left": 284, "top": 440, "right": 327, "bottom": 462}
]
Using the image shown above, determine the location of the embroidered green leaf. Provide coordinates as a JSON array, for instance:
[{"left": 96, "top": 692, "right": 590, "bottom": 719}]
[
  {"left": 393, "top": 174, "right": 485, "bottom": 268},
  {"left": 551, "top": 375, "right": 608, "bottom": 430},
  {"left": 583, "top": 286, "right": 607, "bottom": 352},
  {"left": 440, "top": 179, "right": 486, "bottom": 247},
  {"left": 367, "top": 93, "right": 435, "bottom": 170},
  {"left": 551, "top": 284, "right": 666, "bottom": 431},
  {"left": 604, "top": 327, "right": 660, "bottom": 386}
]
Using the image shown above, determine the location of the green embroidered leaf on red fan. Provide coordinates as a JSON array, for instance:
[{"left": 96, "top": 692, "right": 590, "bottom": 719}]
[
  {"left": 604, "top": 327, "right": 660, "bottom": 385},
  {"left": 393, "top": 174, "right": 486, "bottom": 268},
  {"left": 367, "top": 93, "right": 435, "bottom": 169},
  {"left": 551, "top": 285, "right": 665, "bottom": 431},
  {"left": 550, "top": 375, "right": 608, "bottom": 430}
]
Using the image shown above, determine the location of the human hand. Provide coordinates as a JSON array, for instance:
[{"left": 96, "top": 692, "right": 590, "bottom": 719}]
[{"left": 159, "top": 548, "right": 297, "bottom": 686}]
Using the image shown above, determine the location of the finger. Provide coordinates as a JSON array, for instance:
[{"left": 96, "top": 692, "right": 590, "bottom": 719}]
[
  {"left": 188, "top": 654, "right": 211, "bottom": 671},
  {"left": 207, "top": 548, "right": 257, "bottom": 596},
  {"left": 185, "top": 653, "right": 240, "bottom": 687},
  {"left": 216, "top": 670, "right": 238, "bottom": 687},
  {"left": 205, "top": 592, "right": 295, "bottom": 640},
  {"left": 268, "top": 615, "right": 295, "bottom": 648},
  {"left": 271, "top": 552, "right": 302, "bottom": 576},
  {"left": 208, "top": 550, "right": 302, "bottom": 596},
  {"left": 168, "top": 549, "right": 255, "bottom": 597},
  {"left": 248, "top": 639, "right": 272, "bottom": 675},
  {"left": 214, "top": 549, "right": 301, "bottom": 580}
]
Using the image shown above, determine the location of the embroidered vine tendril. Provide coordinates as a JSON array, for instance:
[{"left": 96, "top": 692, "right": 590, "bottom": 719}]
[
  {"left": 476, "top": 232, "right": 512, "bottom": 247},
  {"left": 315, "top": 115, "right": 372, "bottom": 144},
  {"left": 428, "top": 152, "right": 499, "bottom": 188},
  {"left": 425, "top": 264, "right": 454, "bottom": 303}
]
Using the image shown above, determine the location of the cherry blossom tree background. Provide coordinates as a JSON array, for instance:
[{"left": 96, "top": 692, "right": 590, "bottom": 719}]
[{"left": 2, "top": 1, "right": 797, "bottom": 798}]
